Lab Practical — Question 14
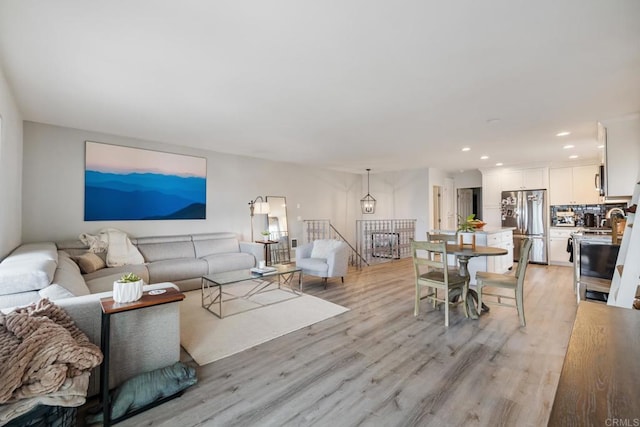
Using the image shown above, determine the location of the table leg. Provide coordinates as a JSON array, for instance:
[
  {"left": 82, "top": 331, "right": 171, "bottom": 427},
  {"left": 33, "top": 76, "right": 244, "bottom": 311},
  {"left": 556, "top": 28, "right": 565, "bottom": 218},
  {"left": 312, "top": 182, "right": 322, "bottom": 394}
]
[
  {"left": 454, "top": 255, "right": 490, "bottom": 320},
  {"left": 100, "top": 311, "right": 111, "bottom": 427}
]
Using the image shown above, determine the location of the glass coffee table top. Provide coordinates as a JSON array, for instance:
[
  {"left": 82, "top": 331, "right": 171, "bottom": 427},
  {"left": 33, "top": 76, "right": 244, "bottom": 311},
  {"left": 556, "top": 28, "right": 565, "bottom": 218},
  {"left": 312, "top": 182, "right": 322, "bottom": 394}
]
[
  {"left": 203, "top": 264, "right": 301, "bottom": 286},
  {"left": 202, "top": 264, "right": 303, "bottom": 318}
]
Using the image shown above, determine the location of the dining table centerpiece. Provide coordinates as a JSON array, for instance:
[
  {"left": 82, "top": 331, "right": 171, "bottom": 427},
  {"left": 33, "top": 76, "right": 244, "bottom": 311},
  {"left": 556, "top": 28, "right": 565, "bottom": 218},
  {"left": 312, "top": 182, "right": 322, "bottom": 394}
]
[{"left": 457, "top": 214, "right": 486, "bottom": 248}]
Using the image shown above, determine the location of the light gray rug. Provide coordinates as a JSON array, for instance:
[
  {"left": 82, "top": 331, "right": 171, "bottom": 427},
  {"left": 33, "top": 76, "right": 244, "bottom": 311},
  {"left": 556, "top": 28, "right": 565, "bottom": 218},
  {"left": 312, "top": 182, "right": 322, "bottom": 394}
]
[{"left": 179, "top": 284, "right": 349, "bottom": 366}]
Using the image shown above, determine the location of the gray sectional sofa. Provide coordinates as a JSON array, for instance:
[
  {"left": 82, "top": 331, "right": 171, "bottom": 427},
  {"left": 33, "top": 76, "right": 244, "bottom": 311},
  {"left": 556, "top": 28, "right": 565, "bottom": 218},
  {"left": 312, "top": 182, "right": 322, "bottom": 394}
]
[{"left": 0, "top": 232, "right": 263, "bottom": 397}]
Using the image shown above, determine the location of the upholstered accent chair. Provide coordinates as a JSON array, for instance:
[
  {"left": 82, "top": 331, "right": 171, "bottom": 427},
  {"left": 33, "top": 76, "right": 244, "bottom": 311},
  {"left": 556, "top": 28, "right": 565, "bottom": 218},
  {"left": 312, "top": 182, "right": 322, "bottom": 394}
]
[{"left": 295, "top": 239, "right": 349, "bottom": 289}]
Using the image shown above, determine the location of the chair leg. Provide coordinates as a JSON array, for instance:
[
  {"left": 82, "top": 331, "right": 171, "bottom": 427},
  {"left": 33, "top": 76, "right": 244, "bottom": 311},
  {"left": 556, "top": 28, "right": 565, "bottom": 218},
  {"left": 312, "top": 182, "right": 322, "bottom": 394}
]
[
  {"left": 444, "top": 287, "right": 450, "bottom": 327},
  {"left": 341, "top": 277, "right": 344, "bottom": 283},
  {"left": 516, "top": 288, "right": 526, "bottom": 326},
  {"left": 323, "top": 277, "right": 328, "bottom": 289},
  {"left": 477, "top": 283, "right": 483, "bottom": 317},
  {"left": 432, "top": 288, "right": 438, "bottom": 309},
  {"left": 414, "top": 284, "right": 420, "bottom": 316}
]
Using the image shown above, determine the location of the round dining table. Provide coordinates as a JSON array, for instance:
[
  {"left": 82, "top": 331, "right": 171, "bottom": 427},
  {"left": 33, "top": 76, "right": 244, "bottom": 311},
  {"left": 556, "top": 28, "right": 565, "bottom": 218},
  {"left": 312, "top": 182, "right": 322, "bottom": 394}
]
[{"left": 445, "top": 244, "right": 508, "bottom": 319}]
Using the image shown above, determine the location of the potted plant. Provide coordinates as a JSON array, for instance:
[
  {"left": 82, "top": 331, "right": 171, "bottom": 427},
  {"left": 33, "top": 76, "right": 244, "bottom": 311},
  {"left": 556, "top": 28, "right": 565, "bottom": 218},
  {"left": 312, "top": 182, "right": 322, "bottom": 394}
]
[
  {"left": 457, "top": 214, "right": 485, "bottom": 247},
  {"left": 260, "top": 230, "right": 271, "bottom": 241},
  {"left": 457, "top": 214, "right": 486, "bottom": 232},
  {"left": 113, "top": 272, "right": 143, "bottom": 303}
]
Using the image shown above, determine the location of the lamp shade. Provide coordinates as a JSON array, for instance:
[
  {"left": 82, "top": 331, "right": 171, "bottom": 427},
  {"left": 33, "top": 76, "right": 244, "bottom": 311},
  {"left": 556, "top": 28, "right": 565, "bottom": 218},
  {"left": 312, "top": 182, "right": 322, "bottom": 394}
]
[
  {"left": 253, "top": 202, "right": 270, "bottom": 214},
  {"left": 361, "top": 168, "right": 376, "bottom": 214}
]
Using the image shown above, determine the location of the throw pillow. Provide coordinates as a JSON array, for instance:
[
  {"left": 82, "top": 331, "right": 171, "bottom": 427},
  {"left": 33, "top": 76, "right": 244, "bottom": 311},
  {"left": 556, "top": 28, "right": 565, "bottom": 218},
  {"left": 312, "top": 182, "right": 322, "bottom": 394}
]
[
  {"left": 74, "top": 252, "right": 106, "bottom": 274},
  {"left": 310, "top": 240, "right": 341, "bottom": 259}
]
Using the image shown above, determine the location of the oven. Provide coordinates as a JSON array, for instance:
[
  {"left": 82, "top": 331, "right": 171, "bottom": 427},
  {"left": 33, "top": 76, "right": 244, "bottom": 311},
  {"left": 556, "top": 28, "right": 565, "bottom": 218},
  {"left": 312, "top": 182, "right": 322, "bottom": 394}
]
[{"left": 572, "top": 234, "right": 620, "bottom": 303}]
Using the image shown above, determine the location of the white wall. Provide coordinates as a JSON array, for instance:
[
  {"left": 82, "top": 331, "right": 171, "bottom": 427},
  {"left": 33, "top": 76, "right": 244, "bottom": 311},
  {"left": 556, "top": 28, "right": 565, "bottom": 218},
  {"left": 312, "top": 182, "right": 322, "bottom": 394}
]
[
  {"left": 453, "top": 170, "right": 482, "bottom": 189},
  {"left": 22, "top": 122, "right": 361, "bottom": 245},
  {"left": 0, "top": 66, "right": 22, "bottom": 258}
]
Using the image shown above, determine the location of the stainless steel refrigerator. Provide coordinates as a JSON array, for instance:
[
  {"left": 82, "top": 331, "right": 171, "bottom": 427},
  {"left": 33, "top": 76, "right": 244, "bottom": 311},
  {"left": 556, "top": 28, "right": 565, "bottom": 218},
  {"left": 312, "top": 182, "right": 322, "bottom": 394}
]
[{"left": 501, "top": 189, "right": 548, "bottom": 264}]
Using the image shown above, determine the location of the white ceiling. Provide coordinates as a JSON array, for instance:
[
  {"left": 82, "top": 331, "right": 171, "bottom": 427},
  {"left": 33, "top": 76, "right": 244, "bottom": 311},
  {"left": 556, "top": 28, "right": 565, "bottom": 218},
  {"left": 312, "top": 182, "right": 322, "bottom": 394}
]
[{"left": 1, "top": 1, "right": 639, "bottom": 173}]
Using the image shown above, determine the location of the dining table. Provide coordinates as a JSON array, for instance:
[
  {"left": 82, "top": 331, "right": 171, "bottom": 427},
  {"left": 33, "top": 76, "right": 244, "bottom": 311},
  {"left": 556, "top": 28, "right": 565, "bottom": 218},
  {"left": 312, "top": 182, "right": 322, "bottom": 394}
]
[{"left": 445, "top": 243, "right": 508, "bottom": 319}]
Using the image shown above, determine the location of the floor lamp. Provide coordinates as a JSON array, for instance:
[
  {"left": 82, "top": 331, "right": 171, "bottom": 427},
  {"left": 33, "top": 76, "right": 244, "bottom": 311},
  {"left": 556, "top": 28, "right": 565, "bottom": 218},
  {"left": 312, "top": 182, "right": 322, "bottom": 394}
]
[{"left": 249, "top": 196, "right": 270, "bottom": 241}]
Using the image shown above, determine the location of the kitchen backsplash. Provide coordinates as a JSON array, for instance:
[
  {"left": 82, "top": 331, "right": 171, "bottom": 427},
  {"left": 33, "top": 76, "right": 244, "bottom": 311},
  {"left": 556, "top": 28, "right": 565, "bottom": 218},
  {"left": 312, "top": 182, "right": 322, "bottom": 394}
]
[{"left": 550, "top": 204, "right": 627, "bottom": 227}]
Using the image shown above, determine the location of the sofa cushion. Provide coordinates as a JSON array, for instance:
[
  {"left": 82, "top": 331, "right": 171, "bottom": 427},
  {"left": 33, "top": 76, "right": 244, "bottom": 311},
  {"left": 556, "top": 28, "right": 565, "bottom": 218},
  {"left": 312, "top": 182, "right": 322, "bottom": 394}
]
[
  {"left": 147, "top": 258, "right": 208, "bottom": 283},
  {"left": 136, "top": 236, "right": 195, "bottom": 262},
  {"left": 3, "top": 242, "right": 58, "bottom": 263},
  {"left": 192, "top": 233, "right": 240, "bottom": 257},
  {"left": 83, "top": 264, "right": 150, "bottom": 289},
  {"left": 310, "top": 239, "right": 343, "bottom": 259},
  {"left": 296, "top": 258, "right": 329, "bottom": 275},
  {"left": 74, "top": 252, "right": 107, "bottom": 274},
  {"left": 40, "top": 252, "right": 91, "bottom": 300},
  {"left": 201, "top": 252, "right": 255, "bottom": 273}
]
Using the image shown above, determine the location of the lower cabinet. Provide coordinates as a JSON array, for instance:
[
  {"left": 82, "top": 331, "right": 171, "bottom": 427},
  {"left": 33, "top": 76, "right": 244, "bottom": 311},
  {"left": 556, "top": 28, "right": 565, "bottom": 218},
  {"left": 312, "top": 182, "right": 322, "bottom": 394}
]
[
  {"left": 549, "top": 227, "right": 577, "bottom": 266},
  {"left": 468, "top": 229, "right": 514, "bottom": 285}
]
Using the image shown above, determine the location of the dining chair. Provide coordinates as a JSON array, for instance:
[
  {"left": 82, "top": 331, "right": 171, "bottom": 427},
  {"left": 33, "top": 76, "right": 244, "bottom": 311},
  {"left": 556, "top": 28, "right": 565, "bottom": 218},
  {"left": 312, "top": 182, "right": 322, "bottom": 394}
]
[
  {"left": 426, "top": 232, "right": 458, "bottom": 270},
  {"left": 475, "top": 238, "right": 533, "bottom": 326},
  {"left": 411, "top": 240, "right": 468, "bottom": 327}
]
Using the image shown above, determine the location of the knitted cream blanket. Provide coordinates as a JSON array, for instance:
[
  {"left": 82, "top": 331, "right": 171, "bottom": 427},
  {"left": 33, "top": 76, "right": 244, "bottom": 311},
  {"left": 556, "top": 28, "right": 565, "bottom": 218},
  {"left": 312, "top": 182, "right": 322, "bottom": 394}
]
[{"left": 0, "top": 299, "right": 103, "bottom": 404}]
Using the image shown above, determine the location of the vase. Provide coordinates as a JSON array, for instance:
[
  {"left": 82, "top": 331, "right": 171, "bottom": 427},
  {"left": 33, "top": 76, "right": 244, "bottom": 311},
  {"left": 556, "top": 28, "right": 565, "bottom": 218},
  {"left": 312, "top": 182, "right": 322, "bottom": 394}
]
[
  {"left": 263, "top": 235, "right": 270, "bottom": 241},
  {"left": 113, "top": 279, "right": 144, "bottom": 303}
]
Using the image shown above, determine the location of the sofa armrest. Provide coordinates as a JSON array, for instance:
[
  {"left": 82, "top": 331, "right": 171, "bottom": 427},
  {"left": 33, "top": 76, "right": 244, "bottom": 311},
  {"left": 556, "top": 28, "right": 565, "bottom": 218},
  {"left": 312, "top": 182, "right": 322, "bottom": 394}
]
[
  {"left": 239, "top": 241, "right": 264, "bottom": 264},
  {"left": 326, "top": 243, "right": 349, "bottom": 277},
  {"left": 55, "top": 283, "right": 181, "bottom": 397}
]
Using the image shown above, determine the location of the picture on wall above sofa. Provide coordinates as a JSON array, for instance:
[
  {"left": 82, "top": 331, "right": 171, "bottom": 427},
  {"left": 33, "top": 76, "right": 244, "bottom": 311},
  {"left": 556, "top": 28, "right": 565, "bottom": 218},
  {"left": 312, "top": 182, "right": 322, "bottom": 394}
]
[{"left": 84, "top": 141, "right": 207, "bottom": 221}]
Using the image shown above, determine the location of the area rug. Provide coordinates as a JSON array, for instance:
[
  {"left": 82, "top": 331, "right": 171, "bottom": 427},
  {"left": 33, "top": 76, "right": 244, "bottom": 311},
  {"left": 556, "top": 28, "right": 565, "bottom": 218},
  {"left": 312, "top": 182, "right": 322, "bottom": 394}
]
[{"left": 179, "top": 283, "right": 349, "bottom": 366}]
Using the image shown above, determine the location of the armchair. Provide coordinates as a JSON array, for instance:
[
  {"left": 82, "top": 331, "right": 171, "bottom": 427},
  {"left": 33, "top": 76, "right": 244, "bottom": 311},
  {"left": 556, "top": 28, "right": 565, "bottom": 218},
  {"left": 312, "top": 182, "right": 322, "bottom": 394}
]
[{"left": 295, "top": 239, "right": 349, "bottom": 289}]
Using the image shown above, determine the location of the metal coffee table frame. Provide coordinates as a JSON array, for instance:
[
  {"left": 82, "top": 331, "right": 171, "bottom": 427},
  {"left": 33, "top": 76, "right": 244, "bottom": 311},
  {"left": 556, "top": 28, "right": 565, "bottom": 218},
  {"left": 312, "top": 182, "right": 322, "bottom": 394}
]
[{"left": 202, "top": 264, "right": 303, "bottom": 318}]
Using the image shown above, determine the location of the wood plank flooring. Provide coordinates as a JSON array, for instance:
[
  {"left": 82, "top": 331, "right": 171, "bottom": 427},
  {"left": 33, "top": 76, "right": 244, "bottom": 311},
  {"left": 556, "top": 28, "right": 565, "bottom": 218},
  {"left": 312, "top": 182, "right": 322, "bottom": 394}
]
[{"left": 81, "top": 260, "right": 577, "bottom": 427}]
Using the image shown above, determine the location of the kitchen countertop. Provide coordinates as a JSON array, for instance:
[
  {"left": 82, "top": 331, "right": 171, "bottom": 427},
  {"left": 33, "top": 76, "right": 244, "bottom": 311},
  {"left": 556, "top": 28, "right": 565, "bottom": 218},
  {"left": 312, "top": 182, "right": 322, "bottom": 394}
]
[{"left": 432, "top": 226, "right": 515, "bottom": 235}]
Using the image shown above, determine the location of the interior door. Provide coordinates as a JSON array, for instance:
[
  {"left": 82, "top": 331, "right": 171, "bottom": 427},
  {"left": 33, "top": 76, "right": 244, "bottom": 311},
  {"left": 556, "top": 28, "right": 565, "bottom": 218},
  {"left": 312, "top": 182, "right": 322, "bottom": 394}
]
[{"left": 432, "top": 185, "right": 442, "bottom": 230}]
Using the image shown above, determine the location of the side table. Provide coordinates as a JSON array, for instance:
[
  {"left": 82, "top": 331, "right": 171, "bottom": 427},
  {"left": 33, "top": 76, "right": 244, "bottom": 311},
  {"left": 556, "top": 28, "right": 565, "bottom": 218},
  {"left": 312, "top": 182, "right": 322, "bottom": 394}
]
[
  {"left": 99, "top": 287, "right": 185, "bottom": 426},
  {"left": 255, "top": 240, "right": 277, "bottom": 266}
]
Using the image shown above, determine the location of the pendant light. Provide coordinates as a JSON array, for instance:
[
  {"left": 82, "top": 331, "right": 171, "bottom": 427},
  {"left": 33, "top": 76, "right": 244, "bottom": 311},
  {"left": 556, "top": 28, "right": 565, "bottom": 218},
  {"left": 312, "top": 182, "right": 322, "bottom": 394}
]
[{"left": 360, "top": 168, "right": 376, "bottom": 214}]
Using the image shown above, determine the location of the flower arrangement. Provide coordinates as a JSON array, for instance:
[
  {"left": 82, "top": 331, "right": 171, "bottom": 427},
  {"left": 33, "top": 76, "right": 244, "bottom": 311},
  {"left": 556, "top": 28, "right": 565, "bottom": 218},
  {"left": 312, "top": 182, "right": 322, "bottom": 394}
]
[
  {"left": 113, "top": 272, "right": 143, "bottom": 303},
  {"left": 260, "top": 230, "right": 270, "bottom": 236}
]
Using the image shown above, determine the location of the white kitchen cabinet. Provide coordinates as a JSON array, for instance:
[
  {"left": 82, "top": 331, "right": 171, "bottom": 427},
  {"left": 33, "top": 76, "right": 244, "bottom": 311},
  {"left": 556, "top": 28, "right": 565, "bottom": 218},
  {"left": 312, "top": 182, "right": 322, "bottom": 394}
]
[
  {"left": 602, "top": 116, "right": 640, "bottom": 198},
  {"left": 549, "top": 227, "right": 577, "bottom": 266},
  {"left": 502, "top": 168, "right": 547, "bottom": 191},
  {"left": 467, "top": 228, "right": 514, "bottom": 285},
  {"left": 481, "top": 170, "right": 503, "bottom": 227},
  {"left": 549, "top": 165, "right": 600, "bottom": 205}
]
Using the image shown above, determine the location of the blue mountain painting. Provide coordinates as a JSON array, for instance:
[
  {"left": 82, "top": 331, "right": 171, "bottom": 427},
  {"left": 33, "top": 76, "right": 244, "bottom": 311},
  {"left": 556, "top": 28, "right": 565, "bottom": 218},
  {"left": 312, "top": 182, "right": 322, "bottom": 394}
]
[{"left": 85, "top": 171, "right": 206, "bottom": 220}]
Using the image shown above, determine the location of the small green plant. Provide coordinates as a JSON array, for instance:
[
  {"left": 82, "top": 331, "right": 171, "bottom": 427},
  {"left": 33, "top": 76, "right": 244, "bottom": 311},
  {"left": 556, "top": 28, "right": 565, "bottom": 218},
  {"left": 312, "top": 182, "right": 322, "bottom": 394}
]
[
  {"left": 118, "top": 272, "right": 141, "bottom": 283},
  {"left": 457, "top": 214, "right": 484, "bottom": 233},
  {"left": 261, "top": 230, "right": 270, "bottom": 236}
]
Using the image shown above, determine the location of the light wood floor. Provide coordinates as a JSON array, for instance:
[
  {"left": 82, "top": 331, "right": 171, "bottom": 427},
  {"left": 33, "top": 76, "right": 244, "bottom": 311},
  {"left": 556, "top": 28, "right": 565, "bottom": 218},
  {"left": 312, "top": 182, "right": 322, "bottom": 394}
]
[{"left": 88, "top": 260, "right": 578, "bottom": 427}]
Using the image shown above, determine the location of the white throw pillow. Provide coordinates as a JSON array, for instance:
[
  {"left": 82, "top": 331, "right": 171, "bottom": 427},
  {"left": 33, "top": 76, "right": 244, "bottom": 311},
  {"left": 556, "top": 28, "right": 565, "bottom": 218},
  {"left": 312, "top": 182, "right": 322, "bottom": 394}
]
[
  {"left": 310, "top": 240, "right": 341, "bottom": 259},
  {"left": 0, "top": 258, "right": 58, "bottom": 295}
]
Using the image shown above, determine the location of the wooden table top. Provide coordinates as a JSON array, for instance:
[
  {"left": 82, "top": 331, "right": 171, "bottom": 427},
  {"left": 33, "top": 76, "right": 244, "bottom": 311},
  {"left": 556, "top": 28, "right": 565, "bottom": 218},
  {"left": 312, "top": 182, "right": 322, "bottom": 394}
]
[
  {"left": 548, "top": 302, "right": 640, "bottom": 425},
  {"left": 445, "top": 244, "right": 508, "bottom": 257},
  {"left": 100, "top": 287, "right": 184, "bottom": 314}
]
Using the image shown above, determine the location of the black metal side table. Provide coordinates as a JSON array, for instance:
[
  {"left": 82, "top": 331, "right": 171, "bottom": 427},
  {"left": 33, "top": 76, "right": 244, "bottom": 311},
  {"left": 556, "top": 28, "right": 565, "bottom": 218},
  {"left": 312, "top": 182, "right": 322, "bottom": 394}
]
[{"left": 99, "top": 287, "right": 185, "bottom": 426}]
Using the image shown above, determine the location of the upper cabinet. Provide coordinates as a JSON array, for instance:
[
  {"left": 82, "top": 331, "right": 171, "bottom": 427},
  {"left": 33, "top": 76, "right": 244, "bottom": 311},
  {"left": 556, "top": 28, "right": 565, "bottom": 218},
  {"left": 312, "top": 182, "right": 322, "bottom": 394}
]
[
  {"left": 549, "top": 165, "right": 601, "bottom": 205},
  {"left": 502, "top": 168, "right": 547, "bottom": 191},
  {"left": 601, "top": 116, "right": 640, "bottom": 198}
]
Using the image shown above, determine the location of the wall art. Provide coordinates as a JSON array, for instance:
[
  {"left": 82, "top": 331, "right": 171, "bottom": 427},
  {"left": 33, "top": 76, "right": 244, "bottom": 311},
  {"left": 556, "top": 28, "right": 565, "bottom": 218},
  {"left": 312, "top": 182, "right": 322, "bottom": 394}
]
[{"left": 85, "top": 141, "right": 206, "bottom": 221}]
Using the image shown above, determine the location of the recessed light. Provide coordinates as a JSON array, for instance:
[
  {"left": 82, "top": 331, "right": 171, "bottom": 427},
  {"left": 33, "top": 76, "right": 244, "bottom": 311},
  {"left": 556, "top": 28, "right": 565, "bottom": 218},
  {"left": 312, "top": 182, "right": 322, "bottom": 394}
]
[
  {"left": 480, "top": 155, "right": 489, "bottom": 160},
  {"left": 569, "top": 155, "right": 578, "bottom": 159},
  {"left": 563, "top": 144, "right": 574, "bottom": 149},
  {"left": 597, "top": 144, "right": 604, "bottom": 149},
  {"left": 461, "top": 147, "right": 471, "bottom": 152},
  {"left": 486, "top": 118, "right": 501, "bottom": 124},
  {"left": 495, "top": 162, "right": 503, "bottom": 166},
  {"left": 556, "top": 131, "right": 571, "bottom": 137}
]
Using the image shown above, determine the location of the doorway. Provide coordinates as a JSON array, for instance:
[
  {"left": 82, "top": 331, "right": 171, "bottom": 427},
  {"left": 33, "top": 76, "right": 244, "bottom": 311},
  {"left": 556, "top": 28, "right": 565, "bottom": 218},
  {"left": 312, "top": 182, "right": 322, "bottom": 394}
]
[{"left": 457, "top": 187, "right": 482, "bottom": 221}]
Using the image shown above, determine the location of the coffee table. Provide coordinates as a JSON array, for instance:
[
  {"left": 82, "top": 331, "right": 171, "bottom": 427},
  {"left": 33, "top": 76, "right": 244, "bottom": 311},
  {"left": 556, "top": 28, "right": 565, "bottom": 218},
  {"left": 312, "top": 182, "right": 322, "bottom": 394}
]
[{"left": 202, "top": 264, "right": 303, "bottom": 318}]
